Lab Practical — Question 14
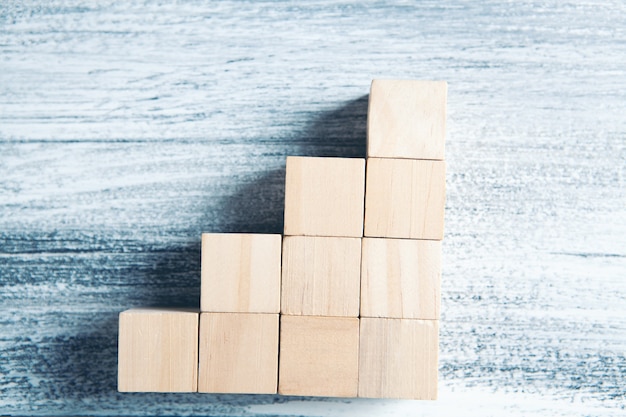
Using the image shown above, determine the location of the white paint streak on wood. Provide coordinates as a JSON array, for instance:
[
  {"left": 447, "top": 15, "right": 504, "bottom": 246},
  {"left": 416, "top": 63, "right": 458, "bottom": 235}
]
[{"left": 1, "top": 0, "right": 625, "bottom": 415}]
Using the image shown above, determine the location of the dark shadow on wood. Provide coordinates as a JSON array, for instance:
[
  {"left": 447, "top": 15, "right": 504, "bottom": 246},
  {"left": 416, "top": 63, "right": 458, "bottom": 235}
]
[
  {"left": 218, "top": 95, "right": 368, "bottom": 234},
  {"left": 36, "top": 95, "right": 369, "bottom": 411}
]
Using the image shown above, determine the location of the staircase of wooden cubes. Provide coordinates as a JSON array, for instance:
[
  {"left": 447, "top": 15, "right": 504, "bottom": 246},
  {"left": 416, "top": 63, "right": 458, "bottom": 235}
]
[{"left": 118, "top": 79, "right": 447, "bottom": 399}]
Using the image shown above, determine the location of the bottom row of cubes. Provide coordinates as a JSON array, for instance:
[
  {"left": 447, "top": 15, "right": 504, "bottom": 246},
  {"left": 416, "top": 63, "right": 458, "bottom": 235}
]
[{"left": 118, "top": 309, "right": 438, "bottom": 399}]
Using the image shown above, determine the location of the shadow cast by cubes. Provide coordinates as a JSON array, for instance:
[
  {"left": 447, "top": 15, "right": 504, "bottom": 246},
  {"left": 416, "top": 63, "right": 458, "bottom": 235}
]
[{"left": 36, "top": 96, "right": 369, "bottom": 412}]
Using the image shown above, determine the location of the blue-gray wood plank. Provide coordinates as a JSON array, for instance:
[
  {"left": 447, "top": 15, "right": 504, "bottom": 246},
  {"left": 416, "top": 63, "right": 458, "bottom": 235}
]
[{"left": 1, "top": 1, "right": 625, "bottom": 416}]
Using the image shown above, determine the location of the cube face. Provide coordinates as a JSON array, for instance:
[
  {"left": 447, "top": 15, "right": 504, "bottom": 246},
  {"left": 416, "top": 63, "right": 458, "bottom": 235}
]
[
  {"left": 358, "top": 318, "right": 438, "bottom": 399},
  {"left": 198, "top": 313, "right": 279, "bottom": 394},
  {"left": 278, "top": 316, "right": 359, "bottom": 397},
  {"left": 361, "top": 238, "right": 441, "bottom": 319},
  {"left": 283, "top": 156, "right": 365, "bottom": 237},
  {"left": 281, "top": 236, "right": 361, "bottom": 317},
  {"left": 118, "top": 309, "right": 198, "bottom": 392},
  {"left": 201, "top": 233, "right": 281, "bottom": 313},
  {"left": 364, "top": 158, "right": 446, "bottom": 240},
  {"left": 367, "top": 80, "right": 447, "bottom": 160}
]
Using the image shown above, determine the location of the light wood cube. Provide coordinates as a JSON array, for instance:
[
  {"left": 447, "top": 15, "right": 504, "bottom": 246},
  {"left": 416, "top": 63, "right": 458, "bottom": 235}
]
[
  {"left": 364, "top": 158, "right": 445, "bottom": 240},
  {"left": 367, "top": 79, "right": 447, "bottom": 160},
  {"left": 118, "top": 308, "right": 198, "bottom": 392},
  {"left": 361, "top": 238, "right": 441, "bottom": 320},
  {"left": 198, "top": 312, "right": 279, "bottom": 394},
  {"left": 278, "top": 315, "right": 359, "bottom": 397},
  {"left": 281, "top": 236, "right": 361, "bottom": 317},
  {"left": 201, "top": 233, "right": 281, "bottom": 313},
  {"left": 359, "top": 318, "right": 438, "bottom": 399},
  {"left": 284, "top": 156, "right": 365, "bottom": 237}
]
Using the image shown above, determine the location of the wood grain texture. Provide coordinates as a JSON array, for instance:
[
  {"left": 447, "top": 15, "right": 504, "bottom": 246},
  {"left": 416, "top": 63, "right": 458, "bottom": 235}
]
[
  {"left": 358, "top": 318, "right": 438, "bottom": 400},
  {"left": 198, "top": 313, "right": 279, "bottom": 394},
  {"left": 201, "top": 233, "right": 281, "bottom": 313},
  {"left": 2, "top": 1, "right": 625, "bottom": 415},
  {"left": 368, "top": 80, "right": 447, "bottom": 160},
  {"left": 364, "top": 158, "right": 446, "bottom": 240},
  {"left": 278, "top": 315, "right": 359, "bottom": 397},
  {"left": 118, "top": 309, "right": 198, "bottom": 393},
  {"left": 281, "top": 236, "right": 361, "bottom": 317},
  {"left": 361, "top": 238, "right": 441, "bottom": 319},
  {"left": 284, "top": 156, "right": 365, "bottom": 237}
]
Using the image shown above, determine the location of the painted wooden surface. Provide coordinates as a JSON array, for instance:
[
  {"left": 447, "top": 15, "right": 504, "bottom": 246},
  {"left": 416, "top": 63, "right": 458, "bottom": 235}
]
[{"left": 1, "top": 1, "right": 625, "bottom": 416}]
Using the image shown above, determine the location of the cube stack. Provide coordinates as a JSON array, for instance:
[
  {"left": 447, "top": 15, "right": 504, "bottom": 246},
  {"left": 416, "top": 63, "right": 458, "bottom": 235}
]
[
  {"left": 359, "top": 79, "right": 446, "bottom": 399},
  {"left": 197, "top": 233, "right": 282, "bottom": 394},
  {"left": 117, "top": 79, "right": 446, "bottom": 399},
  {"left": 279, "top": 156, "right": 365, "bottom": 397}
]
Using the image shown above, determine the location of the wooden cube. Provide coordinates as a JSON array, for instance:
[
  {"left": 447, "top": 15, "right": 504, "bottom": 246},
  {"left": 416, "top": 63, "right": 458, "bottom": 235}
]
[
  {"left": 281, "top": 236, "right": 361, "bottom": 317},
  {"left": 278, "top": 316, "right": 359, "bottom": 397},
  {"left": 361, "top": 238, "right": 441, "bottom": 320},
  {"left": 283, "top": 156, "right": 365, "bottom": 237},
  {"left": 118, "top": 309, "right": 198, "bottom": 392},
  {"left": 359, "top": 318, "right": 438, "bottom": 399},
  {"left": 201, "top": 233, "right": 281, "bottom": 313},
  {"left": 198, "top": 312, "right": 279, "bottom": 394},
  {"left": 364, "top": 158, "right": 446, "bottom": 240},
  {"left": 367, "top": 79, "right": 447, "bottom": 160}
]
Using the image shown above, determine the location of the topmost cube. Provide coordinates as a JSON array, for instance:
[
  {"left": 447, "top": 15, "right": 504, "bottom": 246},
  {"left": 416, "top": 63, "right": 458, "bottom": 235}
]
[{"left": 367, "top": 80, "right": 447, "bottom": 160}]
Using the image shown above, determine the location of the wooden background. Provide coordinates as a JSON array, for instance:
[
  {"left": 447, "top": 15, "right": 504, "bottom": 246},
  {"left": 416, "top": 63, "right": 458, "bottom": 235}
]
[{"left": 1, "top": 1, "right": 625, "bottom": 416}]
